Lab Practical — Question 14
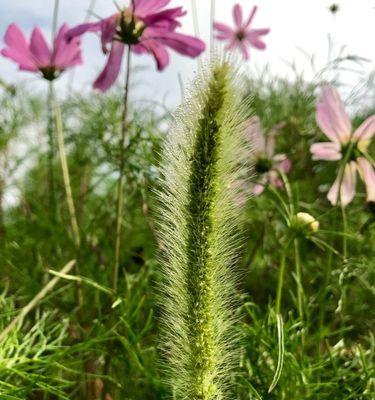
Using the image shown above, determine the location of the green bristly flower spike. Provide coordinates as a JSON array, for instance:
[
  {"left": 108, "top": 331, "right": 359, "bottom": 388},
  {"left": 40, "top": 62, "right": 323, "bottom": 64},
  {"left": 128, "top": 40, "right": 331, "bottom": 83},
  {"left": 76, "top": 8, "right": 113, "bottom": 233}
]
[{"left": 157, "top": 60, "right": 252, "bottom": 399}]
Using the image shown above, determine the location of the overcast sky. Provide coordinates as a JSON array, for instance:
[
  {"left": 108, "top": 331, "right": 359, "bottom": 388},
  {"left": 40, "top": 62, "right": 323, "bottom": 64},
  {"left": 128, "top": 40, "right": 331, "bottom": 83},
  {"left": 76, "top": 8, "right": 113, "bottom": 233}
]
[{"left": 0, "top": 0, "right": 374, "bottom": 107}]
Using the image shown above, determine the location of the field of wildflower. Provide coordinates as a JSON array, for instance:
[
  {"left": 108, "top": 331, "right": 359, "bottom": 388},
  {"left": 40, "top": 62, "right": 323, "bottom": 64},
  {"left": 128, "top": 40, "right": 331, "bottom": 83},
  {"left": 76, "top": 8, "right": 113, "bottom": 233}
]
[{"left": 0, "top": 1, "right": 374, "bottom": 399}]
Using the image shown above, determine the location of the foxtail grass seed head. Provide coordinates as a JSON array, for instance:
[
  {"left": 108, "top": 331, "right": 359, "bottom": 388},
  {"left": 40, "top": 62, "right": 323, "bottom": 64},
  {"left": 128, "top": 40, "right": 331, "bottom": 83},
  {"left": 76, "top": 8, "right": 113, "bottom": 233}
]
[{"left": 156, "top": 59, "right": 252, "bottom": 399}]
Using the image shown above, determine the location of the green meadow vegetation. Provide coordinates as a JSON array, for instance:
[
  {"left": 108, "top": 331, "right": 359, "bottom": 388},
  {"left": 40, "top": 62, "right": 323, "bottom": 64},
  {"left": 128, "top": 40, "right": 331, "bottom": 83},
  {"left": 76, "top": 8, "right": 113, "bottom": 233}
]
[
  {"left": 0, "top": 3, "right": 374, "bottom": 397},
  {"left": 0, "top": 61, "right": 374, "bottom": 399}
]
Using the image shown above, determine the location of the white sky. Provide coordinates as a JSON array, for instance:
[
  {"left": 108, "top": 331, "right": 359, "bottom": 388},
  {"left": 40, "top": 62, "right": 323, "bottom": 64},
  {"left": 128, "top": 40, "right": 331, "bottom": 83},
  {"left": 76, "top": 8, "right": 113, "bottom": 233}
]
[
  {"left": 0, "top": 0, "right": 374, "bottom": 107},
  {"left": 1, "top": 0, "right": 374, "bottom": 206}
]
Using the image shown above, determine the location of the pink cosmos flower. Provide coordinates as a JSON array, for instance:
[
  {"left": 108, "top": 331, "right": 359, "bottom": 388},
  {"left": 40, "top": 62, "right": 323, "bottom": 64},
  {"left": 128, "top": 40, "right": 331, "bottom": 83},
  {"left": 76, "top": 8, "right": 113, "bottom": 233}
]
[
  {"left": 311, "top": 86, "right": 375, "bottom": 206},
  {"left": 214, "top": 4, "right": 270, "bottom": 60},
  {"left": 1, "top": 23, "right": 82, "bottom": 81},
  {"left": 66, "top": 0, "right": 205, "bottom": 92},
  {"left": 247, "top": 116, "right": 291, "bottom": 195}
]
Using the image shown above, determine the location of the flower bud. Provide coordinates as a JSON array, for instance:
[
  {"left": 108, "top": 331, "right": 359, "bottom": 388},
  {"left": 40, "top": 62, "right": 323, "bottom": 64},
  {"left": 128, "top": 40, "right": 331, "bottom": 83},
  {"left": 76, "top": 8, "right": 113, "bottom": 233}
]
[{"left": 296, "top": 212, "right": 319, "bottom": 233}]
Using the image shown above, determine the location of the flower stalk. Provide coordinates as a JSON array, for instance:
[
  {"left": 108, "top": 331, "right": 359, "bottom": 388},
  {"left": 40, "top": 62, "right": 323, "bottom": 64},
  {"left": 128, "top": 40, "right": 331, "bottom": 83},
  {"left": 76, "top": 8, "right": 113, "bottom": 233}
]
[
  {"left": 51, "top": 84, "right": 81, "bottom": 249},
  {"left": 294, "top": 238, "right": 304, "bottom": 321},
  {"left": 275, "top": 250, "right": 287, "bottom": 316},
  {"left": 113, "top": 47, "right": 131, "bottom": 293},
  {"left": 47, "top": 83, "right": 56, "bottom": 217}
]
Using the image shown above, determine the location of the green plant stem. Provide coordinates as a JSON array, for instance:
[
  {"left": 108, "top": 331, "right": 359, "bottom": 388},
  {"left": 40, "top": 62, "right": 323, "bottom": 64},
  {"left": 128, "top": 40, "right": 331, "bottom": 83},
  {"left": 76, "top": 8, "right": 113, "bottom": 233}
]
[
  {"left": 210, "top": 0, "right": 215, "bottom": 53},
  {"left": 275, "top": 250, "right": 287, "bottom": 316},
  {"left": 191, "top": 0, "right": 202, "bottom": 70},
  {"left": 51, "top": 84, "right": 81, "bottom": 249},
  {"left": 0, "top": 167, "right": 5, "bottom": 240},
  {"left": 51, "top": 83, "right": 82, "bottom": 311},
  {"left": 51, "top": 0, "right": 59, "bottom": 40},
  {"left": 113, "top": 47, "right": 131, "bottom": 293},
  {"left": 47, "top": 83, "right": 56, "bottom": 219},
  {"left": 341, "top": 203, "right": 347, "bottom": 260},
  {"left": 294, "top": 238, "right": 304, "bottom": 321},
  {"left": 340, "top": 203, "right": 348, "bottom": 329},
  {"left": 294, "top": 237, "right": 306, "bottom": 348},
  {"left": 318, "top": 245, "right": 333, "bottom": 355},
  {"left": 0, "top": 260, "right": 76, "bottom": 343}
]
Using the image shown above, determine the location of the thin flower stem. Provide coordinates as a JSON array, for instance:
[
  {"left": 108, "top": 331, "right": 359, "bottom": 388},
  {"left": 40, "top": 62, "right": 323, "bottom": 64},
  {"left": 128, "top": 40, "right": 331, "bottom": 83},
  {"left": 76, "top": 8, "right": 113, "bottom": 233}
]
[
  {"left": 113, "top": 47, "right": 132, "bottom": 293},
  {"left": 294, "top": 238, "right": 304, "bottom": 321},
  {"left": 275, "top": 250, "right": 287, "bottom": 315},
  {"left": 47, "top": 0, "right": 60, "bottom": 217},
  {"left": 51, "top": 83, "right": 81, "bottom": 249},
  {"left": 191, "top": 0, "right": 200, "bottom": 38},
  {"left": 51, "top": 0, "right": 60, "bottom": 40},
  {"left": 51, "top": 83, "right": 83, "bottom": 311},
  {"left": 318, "top": 246, "right": 333, "bottom": 355},
  {"left": 294, "top": 237, "right": 306, "bottom": 348},
  {"left": 340, "top": 203, "right": 348, "bottom": 329},
  {"left": 341, "top": 203, "right": 348, "bottom": 260},
  {"left": 191, "top": 0, "right": 202, "bottom": 70},
  {"left": 47, "top": 83, "right": 56, "bottom": 218},
  {"left": 210, "top": 0, "right": 216, "bottom": 54}
]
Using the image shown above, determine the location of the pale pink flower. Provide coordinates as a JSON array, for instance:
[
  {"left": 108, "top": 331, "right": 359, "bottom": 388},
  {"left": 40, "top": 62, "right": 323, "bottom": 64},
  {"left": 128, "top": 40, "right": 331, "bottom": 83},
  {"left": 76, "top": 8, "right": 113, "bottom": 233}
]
[
  {"left": 311, "top": 86, "right": 375, "bottom": 206},
  {"left": 214, "top": 4, "right": 270, "bottom": 60},
  {"left": 247, "top": 117, "right": 291, "bottom": 195},
  {"left": 1, "top": 23, "right": 82, "bottom": 81},
  {"left": 66, "top": 0, "right": 205, "bottom": 92}
]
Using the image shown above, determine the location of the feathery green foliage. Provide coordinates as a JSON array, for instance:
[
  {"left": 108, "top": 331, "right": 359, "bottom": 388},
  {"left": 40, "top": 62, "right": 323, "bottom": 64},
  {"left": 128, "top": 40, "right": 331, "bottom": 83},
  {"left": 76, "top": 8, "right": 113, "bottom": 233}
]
[{"left": 157, "top": 61, "right": 251, "bottom": 399}]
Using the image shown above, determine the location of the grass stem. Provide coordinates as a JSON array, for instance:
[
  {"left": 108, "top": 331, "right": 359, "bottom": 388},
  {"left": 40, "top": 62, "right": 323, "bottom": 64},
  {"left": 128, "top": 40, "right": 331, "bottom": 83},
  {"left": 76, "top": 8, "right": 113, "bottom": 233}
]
[
  {"left": 51, "top": 84, "right": 81, "bottom": 249},
  {"left": 113, "top": 47, "right": 132, "bottom": 293},
  {"left": 275, "top": 250, "right": 287, "bottom": 315},
  {"left": 47, "top": 83, "right": 56, "bottom": 219},
  {"left": 0, "top": 260, "right": 76, "bottom": 343},
  {"left": 294, "top": 238, "right": 304, "bottom": 320}
]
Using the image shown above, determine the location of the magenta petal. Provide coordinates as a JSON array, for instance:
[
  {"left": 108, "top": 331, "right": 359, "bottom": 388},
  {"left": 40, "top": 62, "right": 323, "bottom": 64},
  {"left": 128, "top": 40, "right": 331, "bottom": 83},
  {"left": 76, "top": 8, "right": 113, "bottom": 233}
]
[
  {"left": 53, "top": 24, "right": 82, "bottom": 69},
  {"left": 244, "top": 6, "right": 258, "bottom": 28},
  {"left": 1, "top": 24, "right": 36, "bottom": 71},
  {"left": 136, "top": 39, "right": 169, "bottom": 70},
  {"left": 274, "top": 154, "right": 292, "bottom": 174},
  {"left": 233, "top": 4, "right": 243, "bottom": 27},
  {"left": 310, "top": 142, "right": 342, "bottom": 161},
  {"left": 253, "top": 183, "right": 265, "bottom": 196},
  {"left": 214, "top": 23, "right": 234, "bottom": 41},
  {"left": 65, "top": 21, "right": 102, "bottom": 41},
  {"left": 227, "top": 39, "right": 239, "bottom": 51},
  {"left": 213, "top": 22, "right": 234, "bottom": 35},
  {"left": 215, "top": 33, "right": 233, "bottom": 41},
  {"left": 266, "top": 134, "right": 276, "bottom": 157},
  {"left": 356, "top": 157, "right": 375, "bottom": 202},
  {"left": 93, "top": 41, "right": 125, "bottom": 92},
  {"left": 352, "top": 115, "right": 375, "bottom": 142},
  {"left": 268, "top": 171, "right": 283, "bottom": 188},
  {"left": 143, "top": 7, "right": 186, "bottom": 30},
  {"left": 239, "top": 42, "right": 249, "bottom": 59},
  {"left": 245, "top": 116, "right": 265, "bottom": 153},
  {"left": 327, "top": 162, "right": 357, "bottom": 206},
  {"left": 316, "top": 86, "right": 352, "bottom": 144},
  {"left": 29, "top": 27, "right": 51, "bottom": 67},
  {"left": 131, "top": 44, "right": 148, "bottom": 55},
  {"left": 100, "top": 15, "right": 118, "bottom": 53},
  {"left": 134, "top": 0, "right": 171, "bottom": 17},
  {"left": 151, "top": 30, "right": 205, "bottom": 57},
  {"left": 247, "top": 29, "right": 270, "bottom": 49}
]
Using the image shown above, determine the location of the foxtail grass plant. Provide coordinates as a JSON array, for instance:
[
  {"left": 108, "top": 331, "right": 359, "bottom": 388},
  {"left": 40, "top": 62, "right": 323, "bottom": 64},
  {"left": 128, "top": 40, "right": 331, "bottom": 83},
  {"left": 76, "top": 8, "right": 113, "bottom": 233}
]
[{"left": 157, "top": 60, "right": 251, "bottom": 399}]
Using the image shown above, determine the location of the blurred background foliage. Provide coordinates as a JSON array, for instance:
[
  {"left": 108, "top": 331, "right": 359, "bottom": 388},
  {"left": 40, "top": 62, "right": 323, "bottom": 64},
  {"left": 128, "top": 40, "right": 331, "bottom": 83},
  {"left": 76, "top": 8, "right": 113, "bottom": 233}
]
[{"left": 0, "top": 67, "right": 374, "bottom": 399}]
